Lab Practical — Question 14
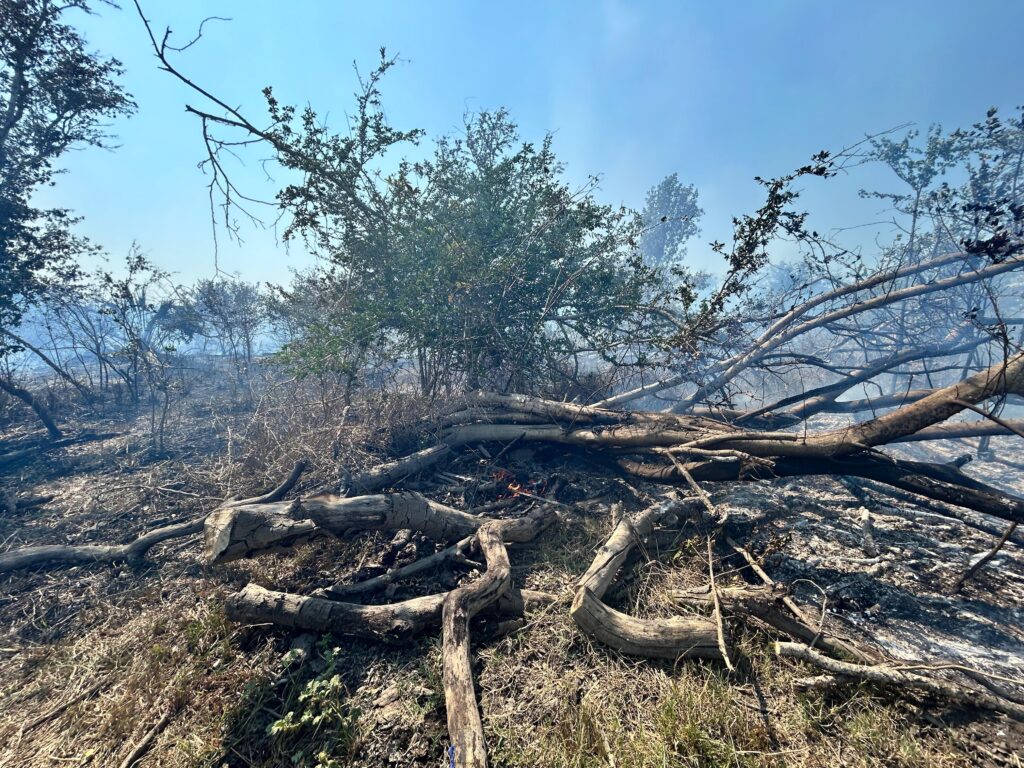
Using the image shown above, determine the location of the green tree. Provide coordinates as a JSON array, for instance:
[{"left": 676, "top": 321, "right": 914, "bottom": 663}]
[
  {"left": 385, "top": 110, "right": 666, "bottom": 395},
  {"left": 0, "top": 0, "right": 134, "bottom": 434},
  {"left": 142, "top": 32, "right": 671, "bottom": 398}
]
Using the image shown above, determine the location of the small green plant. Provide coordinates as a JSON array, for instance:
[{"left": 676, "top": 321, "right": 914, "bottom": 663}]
[{"left": 267, "top": 644, "right": 363, "bottom": 767}]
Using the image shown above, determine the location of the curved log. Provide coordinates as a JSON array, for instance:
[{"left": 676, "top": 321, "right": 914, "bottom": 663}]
[
  {"left": 442, "top": 508, "right": 557, "bottom": 768},
  {"left": 571, "top": 587, "right": 719, "bottom": 659},
  {"left": 569, "top": 498, "right": 721, "bottom": 659},
  {"left": 576, "top": 498, "right": 699, "bottom": 599}
]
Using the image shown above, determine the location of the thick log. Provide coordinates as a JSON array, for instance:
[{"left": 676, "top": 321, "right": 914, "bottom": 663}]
[
  {"left": 571, "top": 587, "right": 720, "bottom": 659},
  {"left": 225, "top": 582, "right": 554, "bottom": 645},
  {"left": 442, "top": 508, "right": 557, "bottom": 768},
  {"left": 570, "top": 498, "right": 720, "bottom": 659},
  {"left": 226, "top": 583, "right": 447, "bottom": 643},
  {"left": 440, "top": 510, "right": 553, "bottom": 767},
  {"left": 775, "top": 641, "right": 1024, "bottom": 721},
  {"left": 576, "top": 498, "right": 698, "bottom": 600},
  {"left": 205, "top": 492, "right": 484, "bottom": 564},
  {"left": 224, "top": 508, "right": 555, "bottom": 643},
  {"left": 442, "top": 523, "right": 508, "bottom": 768}
]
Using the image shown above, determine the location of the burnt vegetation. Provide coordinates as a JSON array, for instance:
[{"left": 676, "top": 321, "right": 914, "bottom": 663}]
[{"left": 2, "top": 2, "right": 1024, "bottom": 767}]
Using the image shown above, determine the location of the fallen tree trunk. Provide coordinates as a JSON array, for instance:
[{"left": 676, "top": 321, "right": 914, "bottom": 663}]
[
  {"left": 0, "top": 376, "right": 61, "bottom": 440},
  {"left": 441, "top": 508, "right": 557, "bottom": 768},
  {"left": 205, "top": 491, "right": 484, "bottom": 564},
  {"left": 226, "top": 583, "right": 448, "bottom": 643},
  {"left": 0, "top": 516, "right": 207, "bottom": 574},
  {"left": 226, "top": 581, "right": 555, "bottom": 643},
  {"left": 224, "top": 508, "right": 556, "bottom": 637},
  {"left": 442, "top": 522, "right": 512, "bottom": 768}
]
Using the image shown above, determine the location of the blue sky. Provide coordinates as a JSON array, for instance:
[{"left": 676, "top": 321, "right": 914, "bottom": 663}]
[{"left": 40, "top": 0, "right": 1024, "bottom": 284}]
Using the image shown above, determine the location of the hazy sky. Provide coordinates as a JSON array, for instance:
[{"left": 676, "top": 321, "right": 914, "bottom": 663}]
[{"left": 39, "top": 0, "right": 1024, "bottom": 285}]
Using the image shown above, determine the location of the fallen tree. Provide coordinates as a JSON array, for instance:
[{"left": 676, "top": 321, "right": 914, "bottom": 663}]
[
  {"left": 6, "top": 348, "right": 1024, "bottom": 763},
  {"left": 11, "top": 31, "right": 1024, "bottom": 757}
]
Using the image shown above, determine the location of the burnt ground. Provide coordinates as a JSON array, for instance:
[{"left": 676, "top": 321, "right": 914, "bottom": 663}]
[{"left": 0, "top": 401, "right": 1023, "bottom": 767}]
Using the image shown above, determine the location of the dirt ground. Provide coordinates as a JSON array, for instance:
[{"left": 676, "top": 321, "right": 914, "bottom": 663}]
[{"left": 1, "top": 402, "right": 1023, "bottom": 767}]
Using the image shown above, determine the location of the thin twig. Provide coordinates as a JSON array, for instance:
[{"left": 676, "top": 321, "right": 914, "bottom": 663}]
[
  {"left": 952, "top": 521, "right": 1018, "bottom": 592},
  {"left": 707, "top": 536, "right": 734, "bottom": 672}
]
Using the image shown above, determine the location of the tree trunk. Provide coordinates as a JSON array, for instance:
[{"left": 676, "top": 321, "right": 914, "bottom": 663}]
[{"left": 0, "top": 375, "right": 61, "bottom": 439}]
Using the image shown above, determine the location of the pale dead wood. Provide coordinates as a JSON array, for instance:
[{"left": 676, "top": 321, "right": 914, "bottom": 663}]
[
  {"left": 205, "top": 491, "right": 483, "bottom": 564},
  {"left": 442, "top": 509, "right": 557, "bottom": 768},
  {"left": 706, "top": 536, "right": 734, "bottom": 672},
  {"left": 570, "top": 498, "right": 721, "bottom": 659},
  {"left": 0, "top": 516, "right": 207, "bottom": 574},
  {"left": 226, "top": 583, "right": 449, "bottom": 643},
  {"left": 774, "top": 641, "right": 1024, "bottom": 721},
  {"left": 225, "top": 509, "right": 555, "bottom": 648}
]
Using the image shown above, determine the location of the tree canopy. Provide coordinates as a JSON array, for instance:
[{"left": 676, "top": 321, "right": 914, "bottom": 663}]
[{"left": 0, "top": 0, "right": 134, "bottom": 356}]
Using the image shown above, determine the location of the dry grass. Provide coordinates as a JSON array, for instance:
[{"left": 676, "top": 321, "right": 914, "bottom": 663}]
[
  {"left": 0, "top": 379, "right": 1016, "bottom": 767},
  {"left": 475, "top": 512, "right": 972, "bottom": 768}
]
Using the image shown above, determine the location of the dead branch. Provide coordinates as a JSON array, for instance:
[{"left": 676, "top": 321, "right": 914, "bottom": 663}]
[
  {"left": 952, "top": 521, "right": 1019, "bottom": 592},
  {"left": 117, "top": 705, "right": 176, "bottom": 768},
  {"left": 226, "top": 583, "right": 448, "bottom": 643},
  {"left": 318, "top": 533, "right": 476, "bottom": 599},
  {"left": 0, "top": 516, "right": 206, "bottom": 574},
  {"left": 348, "top": 445, "right": 454, "bottom": 493},
  {"left": 442, "top": 514, "right": 554, "bottom": 768},
  {"left": 774, "top": 641, "right": 1024, "bottom": 721},
  {"left": 204, "top": 491, "right": 485, "bottom": 564},
  {"left": 0, "top": 461, "right": 307, "bottom": 574},
  {"left": 724, "top": 536, "right": 875, "bottom": 662}
]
